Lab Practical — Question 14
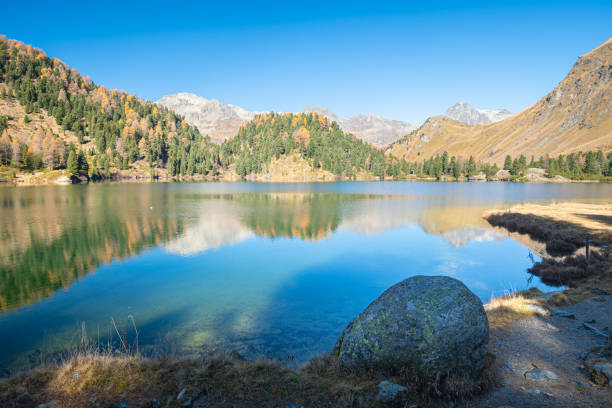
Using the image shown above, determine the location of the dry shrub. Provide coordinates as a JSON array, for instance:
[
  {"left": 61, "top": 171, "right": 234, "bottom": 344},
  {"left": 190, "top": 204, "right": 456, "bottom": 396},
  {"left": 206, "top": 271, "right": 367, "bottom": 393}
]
[{"left": 529, "top": 252, "right": 610, "bottom": 286}]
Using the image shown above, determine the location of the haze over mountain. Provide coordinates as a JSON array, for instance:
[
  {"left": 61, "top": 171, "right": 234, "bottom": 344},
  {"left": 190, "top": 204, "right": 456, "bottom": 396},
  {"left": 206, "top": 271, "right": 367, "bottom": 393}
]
[
  {"left": 390, "top": 37, "right": 612, "bottom": 164},
  {"left": 157, "top": 94, "right": 415, "bottom": 147},
  {"left": 444, "top": 102, "right": 512, "bottom": 125}
]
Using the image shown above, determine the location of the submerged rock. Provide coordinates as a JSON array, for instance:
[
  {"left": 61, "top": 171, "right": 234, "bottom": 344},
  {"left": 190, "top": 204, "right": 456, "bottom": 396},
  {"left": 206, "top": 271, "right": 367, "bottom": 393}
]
[{"left": 333, "top": 275, "right": 489, "bottom": 380}]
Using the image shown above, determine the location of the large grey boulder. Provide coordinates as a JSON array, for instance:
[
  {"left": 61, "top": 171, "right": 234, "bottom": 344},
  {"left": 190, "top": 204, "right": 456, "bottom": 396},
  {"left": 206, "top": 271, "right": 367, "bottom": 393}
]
[{"left": 333, "top": 275, "right": 489, "bottom": 380}]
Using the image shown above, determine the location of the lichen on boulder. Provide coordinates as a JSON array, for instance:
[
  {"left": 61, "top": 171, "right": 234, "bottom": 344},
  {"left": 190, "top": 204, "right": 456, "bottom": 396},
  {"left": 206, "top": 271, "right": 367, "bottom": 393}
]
[{"left": 333, "top": 275, "right": 489, "bottom": 381}]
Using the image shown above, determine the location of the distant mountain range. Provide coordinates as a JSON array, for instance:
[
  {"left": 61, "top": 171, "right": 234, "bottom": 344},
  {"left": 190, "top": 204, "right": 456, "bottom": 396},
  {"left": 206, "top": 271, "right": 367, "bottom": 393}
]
[
  {"left": 391, "top": 37, "right": 612, "bottom": 164},
  {"left": 157, "top": 95, "right": 416, "bottom": 147},
  {"left": 156, "top": 93, "right": 262, "bottom": 144},
  {"left": 300, "top": 106, "right": 416, "bottom": 147},
  {"left": 444, "top": 102, "right": 512, "bottom": 125}
]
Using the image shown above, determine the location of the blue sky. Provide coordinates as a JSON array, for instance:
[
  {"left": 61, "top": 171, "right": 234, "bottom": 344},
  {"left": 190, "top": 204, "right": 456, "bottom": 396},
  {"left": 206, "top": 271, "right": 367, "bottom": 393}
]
[{"left": 3, "top": 1, "right": 611, "bottom": 124}]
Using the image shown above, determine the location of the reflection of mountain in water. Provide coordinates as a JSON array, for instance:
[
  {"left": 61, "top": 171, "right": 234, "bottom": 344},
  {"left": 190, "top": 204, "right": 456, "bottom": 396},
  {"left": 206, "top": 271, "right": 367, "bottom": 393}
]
[
  {"left": 442, "top": 227, "right": 505, "bottom": 248},
  {"left": 1, "top": 189, "right": 510, "bottom": 312},
  {"left": 164, "top": 193, "right": 506, "bottom": 256},
  {"left": 164, "top": 202, "right": 253, "bottom": 255}
]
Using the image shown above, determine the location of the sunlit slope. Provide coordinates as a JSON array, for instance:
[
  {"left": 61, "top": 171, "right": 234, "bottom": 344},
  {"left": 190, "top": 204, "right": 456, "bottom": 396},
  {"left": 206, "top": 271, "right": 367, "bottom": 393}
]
[{"left": 391, "top": 38, "right": 612, "bottom": 164}]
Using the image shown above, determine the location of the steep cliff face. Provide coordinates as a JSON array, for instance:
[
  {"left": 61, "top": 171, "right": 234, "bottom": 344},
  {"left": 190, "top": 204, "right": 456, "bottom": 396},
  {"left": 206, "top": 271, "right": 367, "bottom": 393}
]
[{"left": 391, "top": 38, "right": 612, "bottom": 164}]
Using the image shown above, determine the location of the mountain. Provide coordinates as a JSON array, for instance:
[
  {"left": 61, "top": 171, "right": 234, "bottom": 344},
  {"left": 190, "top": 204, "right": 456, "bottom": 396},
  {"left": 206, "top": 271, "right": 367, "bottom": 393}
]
[
  {"left": 156, "top": 94, "right": 416, "bottom": 147},
  {"left": 444, "top": 102, "right": 512, "bottom": 125},
  {"left": 390, "top": 38, "right": 612, "bottom": 164},
  {"left": 301, "top": 106, "right": 415, "bottom": 147},
  {"left": 156, "top": 93, "right": 261, "bottom": 143}
]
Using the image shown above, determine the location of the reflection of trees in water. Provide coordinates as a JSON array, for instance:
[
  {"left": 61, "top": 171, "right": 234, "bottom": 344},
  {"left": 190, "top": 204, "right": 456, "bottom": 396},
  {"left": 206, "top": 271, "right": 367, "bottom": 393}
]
[
  {"left": 0, "top": 188, "right": 507, "bottom": 312},
  {"left": 239, "top": 193, "right": 354, "bottom": 240},
  {"left": 0, "top": 186, "right": 182, "bottom": 312}
]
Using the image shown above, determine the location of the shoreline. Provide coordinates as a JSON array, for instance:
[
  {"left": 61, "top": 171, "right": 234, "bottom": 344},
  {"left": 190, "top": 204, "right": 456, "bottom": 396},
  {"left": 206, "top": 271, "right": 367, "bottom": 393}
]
[{"left": 1, "top": 173, "right": 608, "bottom": 186}]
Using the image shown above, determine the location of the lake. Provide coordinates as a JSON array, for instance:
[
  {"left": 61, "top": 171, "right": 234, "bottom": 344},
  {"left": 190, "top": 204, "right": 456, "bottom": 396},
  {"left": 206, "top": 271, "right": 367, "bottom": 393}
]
[{"left": 1, "top": 182, "right": 611, "bottom": 372}]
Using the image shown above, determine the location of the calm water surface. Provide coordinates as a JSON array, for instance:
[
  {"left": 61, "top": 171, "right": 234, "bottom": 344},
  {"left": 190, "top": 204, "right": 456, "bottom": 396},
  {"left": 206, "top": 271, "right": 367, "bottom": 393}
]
[{"left": 1, "top": 182, "right": 611, "bottom": 371}]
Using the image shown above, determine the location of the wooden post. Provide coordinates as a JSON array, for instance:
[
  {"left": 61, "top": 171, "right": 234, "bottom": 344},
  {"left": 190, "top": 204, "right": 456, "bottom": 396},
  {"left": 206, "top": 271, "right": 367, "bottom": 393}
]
[{"left": 585, "top": 234, "right": 590, "bottom": 264}]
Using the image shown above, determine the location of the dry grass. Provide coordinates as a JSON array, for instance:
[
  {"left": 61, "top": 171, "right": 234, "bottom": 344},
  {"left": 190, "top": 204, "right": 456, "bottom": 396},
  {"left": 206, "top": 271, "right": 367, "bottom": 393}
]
[
  {"left": 0, "top": 346, "right": 499, "bottom": 408},
  {"left": 485, "top": 292, "right": 549, "bottom": 332}
]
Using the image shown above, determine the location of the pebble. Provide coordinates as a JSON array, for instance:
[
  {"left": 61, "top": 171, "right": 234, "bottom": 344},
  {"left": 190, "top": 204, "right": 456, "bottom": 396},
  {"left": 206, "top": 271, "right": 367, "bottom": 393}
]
[
  {"left": 524, "top": 368, "right": 558, "bottom": 381},
  {"left": 590, "top": 287, "right": 609, "bottom": 295},
  {"left": 544, "top": 322, "right": 559, "bottom": 331},
  {"left": 593, "top": 363, "right": 612, "bottom": 385},
  {"left": 585, "top": 319, "right": 596, "bottom": 323},
  {"left": 552, "top": 309, "right": 575, "bottom": 319},
  {"left": 177, "top": 388, "right": 187, "bottom": 401},
  {"left": 521, "top": 386, "right": 541, "bottom": 397}
]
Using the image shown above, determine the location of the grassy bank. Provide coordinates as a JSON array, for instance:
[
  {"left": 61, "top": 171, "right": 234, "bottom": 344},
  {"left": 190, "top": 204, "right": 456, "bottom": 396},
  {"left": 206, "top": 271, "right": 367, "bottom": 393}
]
[{"left": 0, "top": 347, "right": 497, "bottom": 408}]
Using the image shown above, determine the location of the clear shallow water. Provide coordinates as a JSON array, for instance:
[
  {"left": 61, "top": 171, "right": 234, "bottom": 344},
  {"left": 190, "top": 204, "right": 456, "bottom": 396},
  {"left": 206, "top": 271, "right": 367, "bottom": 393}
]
[{"left": 1, "top": 182, "right": 611, "bottom": 371}]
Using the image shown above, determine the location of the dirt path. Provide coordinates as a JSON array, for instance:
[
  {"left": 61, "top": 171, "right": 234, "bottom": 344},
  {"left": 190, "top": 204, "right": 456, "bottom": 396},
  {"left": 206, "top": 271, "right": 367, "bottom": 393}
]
[{"left": 464, "top": 295, "right": 611, "bottom": 407}]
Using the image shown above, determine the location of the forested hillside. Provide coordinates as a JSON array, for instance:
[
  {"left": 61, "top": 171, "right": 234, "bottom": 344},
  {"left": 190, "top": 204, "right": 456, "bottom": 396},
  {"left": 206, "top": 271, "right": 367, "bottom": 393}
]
[
  {"left": 219, "top": 112, "right": 407, "bottom": 179},
  {"left": 0, "top": 37, "right": 410, "bottom": 181},
  {"left": 0, "top": 36, "right": 218, "bottom": 179}
]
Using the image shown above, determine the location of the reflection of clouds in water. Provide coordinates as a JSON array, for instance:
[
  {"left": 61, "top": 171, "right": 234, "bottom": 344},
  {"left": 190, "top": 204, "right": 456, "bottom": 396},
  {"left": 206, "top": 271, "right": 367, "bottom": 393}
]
[
  {"left": 441, "top": 227, "right": 506, "bottom": 247},
  {"left": 435, "top": 252, "right": 477, "bottom": 277},
  {"left": 164, "top": 207, "right": 253, "bottom": 256}
]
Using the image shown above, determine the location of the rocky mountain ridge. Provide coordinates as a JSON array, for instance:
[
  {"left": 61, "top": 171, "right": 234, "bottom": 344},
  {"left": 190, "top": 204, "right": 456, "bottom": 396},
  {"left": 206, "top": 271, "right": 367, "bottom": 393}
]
[
  {"left": 157, "top": 95, "right": 416, "bottom": 147},
  {"left": 445, "top": 102, "right": 512, "bottom": 125},
  {"left": 156, "top": 93, "right": 262, "bottom": 143}
]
